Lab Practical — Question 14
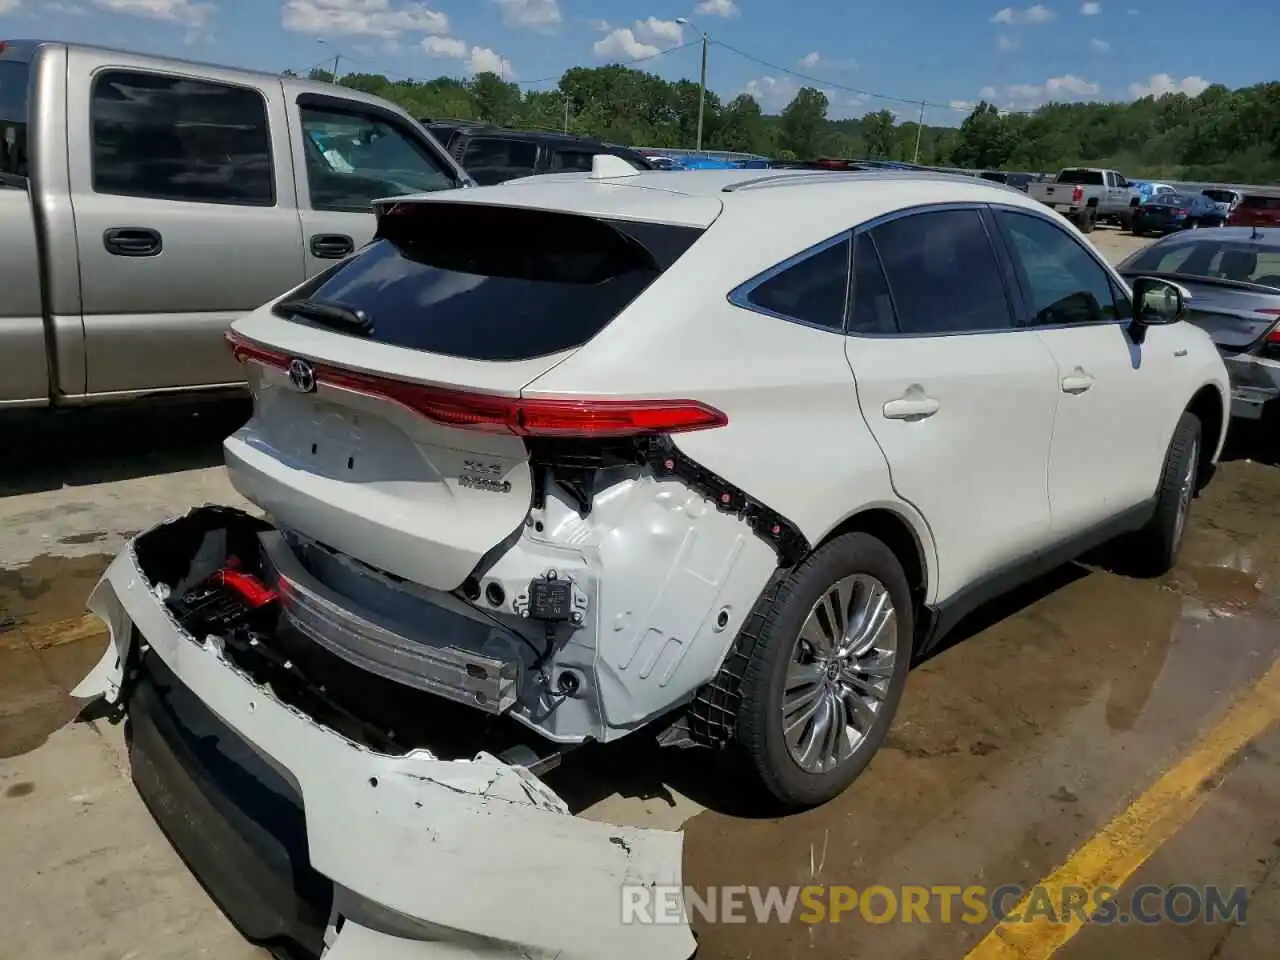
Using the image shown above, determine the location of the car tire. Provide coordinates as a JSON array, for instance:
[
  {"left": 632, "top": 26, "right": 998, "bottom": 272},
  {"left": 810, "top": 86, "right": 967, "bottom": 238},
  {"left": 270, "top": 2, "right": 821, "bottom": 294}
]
[
  {"left": 1131, "top": 412, "right": 1201, "bottom": 576},
  {"left": 735, "top": 532, "right": 914, "bottom": 810},
  {"left": 1076, "top": 208, "right": 1096, "bottom": 234},
  {"left": 1132, "top": 215, "right": 1145, "bottom": 236},
  {"left": 1187, "top": 218, "right": 1200, "bottom": 230}
]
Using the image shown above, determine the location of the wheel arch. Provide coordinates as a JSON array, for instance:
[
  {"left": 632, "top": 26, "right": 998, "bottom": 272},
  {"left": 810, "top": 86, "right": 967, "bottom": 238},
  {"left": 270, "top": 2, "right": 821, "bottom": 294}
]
[
  {"left": 1186, "top": 382, "right": 1226, "bottom": 487},
  {"left": 812, "top": 504, "right": 937, "bottom": 610}
]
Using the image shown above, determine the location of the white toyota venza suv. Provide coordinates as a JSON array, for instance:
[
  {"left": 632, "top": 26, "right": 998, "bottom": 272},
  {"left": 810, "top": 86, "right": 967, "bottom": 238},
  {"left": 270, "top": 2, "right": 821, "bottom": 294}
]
[{"left": 76, "top": 162, "right": 1229, "bottom": 960}]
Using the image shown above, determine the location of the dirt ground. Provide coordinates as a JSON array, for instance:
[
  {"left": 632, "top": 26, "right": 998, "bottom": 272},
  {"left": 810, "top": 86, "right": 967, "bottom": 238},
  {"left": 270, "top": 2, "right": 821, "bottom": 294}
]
[{"left": 2, "top": 225, "right": 1278, "bottom": 960}]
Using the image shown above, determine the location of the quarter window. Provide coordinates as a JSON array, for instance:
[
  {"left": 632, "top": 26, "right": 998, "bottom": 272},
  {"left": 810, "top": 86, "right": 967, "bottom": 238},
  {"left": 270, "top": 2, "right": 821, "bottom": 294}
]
[
  {"left": 460, "top": 137, "right": 538, "bottom": 173},
  {"left": 300, "top": 104, "right": 455, "bottom": 211},
  {"left": 870, "top": 209, "right": 1013, "bottom": 334},
  {"left": 744, "top": 236, "right": 851, "bottom": 331},
  {"left": 91, "top": 70, "right": 274, "bottom": 206},
  {"left": 994, "top": 209, "right": 1120, "bottom": 326}
]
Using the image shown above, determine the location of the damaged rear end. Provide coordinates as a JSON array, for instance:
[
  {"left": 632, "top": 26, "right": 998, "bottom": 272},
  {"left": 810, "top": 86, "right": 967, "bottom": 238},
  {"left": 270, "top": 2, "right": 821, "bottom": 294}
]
[{"left": 74, "top": 506, "right": 694, "bottom": 959}]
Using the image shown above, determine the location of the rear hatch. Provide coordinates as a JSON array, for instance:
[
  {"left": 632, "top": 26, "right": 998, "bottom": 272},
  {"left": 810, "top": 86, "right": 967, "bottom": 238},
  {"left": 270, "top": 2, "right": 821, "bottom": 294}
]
[{"left": 225, "top": 193, "right": 718, "bottom": 591}]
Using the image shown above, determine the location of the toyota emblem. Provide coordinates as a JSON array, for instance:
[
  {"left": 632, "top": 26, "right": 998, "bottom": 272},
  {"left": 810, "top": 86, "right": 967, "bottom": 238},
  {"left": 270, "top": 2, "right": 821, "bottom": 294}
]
[{"left": 287, "top": 358, "right": 316, "bottom": 393}]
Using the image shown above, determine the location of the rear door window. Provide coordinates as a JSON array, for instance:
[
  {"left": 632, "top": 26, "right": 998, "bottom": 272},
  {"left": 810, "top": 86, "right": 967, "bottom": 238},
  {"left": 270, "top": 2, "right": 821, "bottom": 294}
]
[
  {"left": 282, "top": 203, "right": 704, "bottom": 361},
  {"left": 0, "top": 57, "right": 28, "bottom": 177},
  {"left": 870, "top": 209, "right": 1014, "bottom": 334},
  {"left": 91, "top": 70, "right": 274, "bottom": 206},
  {"left": 459, "top": 137, "right": 538, "bottom": 182}
]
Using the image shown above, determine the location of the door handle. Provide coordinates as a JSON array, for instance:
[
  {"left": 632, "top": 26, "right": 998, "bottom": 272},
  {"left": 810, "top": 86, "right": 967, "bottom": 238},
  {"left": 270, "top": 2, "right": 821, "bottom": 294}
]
[
  {"left": 882, "top": 388, "right": 941, "bottom": 421},
  {"left": 1174, "top": 348, "right": 1188, "bottom": 357},
  {"left": 310, "top": 233, "right": 355, "bottom": 259},
  {"left": 1061, "top": 368, "right": 1095, "bottom": 394},
  {"left": 103, "top": 227, "right": 162, "bottom": 257}
]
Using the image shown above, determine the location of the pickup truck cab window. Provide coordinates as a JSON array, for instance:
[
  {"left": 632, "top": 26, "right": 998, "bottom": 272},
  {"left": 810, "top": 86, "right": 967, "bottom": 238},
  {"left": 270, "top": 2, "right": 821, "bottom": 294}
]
[
  {"left": 91, "top": 70, "right": 274, "bottom": 206},
  {"left": 298, "top": 103, "right": 454, "bottom": 212}
]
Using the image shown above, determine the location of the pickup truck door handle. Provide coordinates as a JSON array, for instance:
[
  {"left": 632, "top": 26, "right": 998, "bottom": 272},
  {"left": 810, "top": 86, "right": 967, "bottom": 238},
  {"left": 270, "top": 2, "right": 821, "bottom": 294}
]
[
  {"left": 310, "top": 233, "right": 355, "bottom": 259},
  {"left": 882, "top": 388, "right": 941, "bottom": 421},
  {"left": 1061, "top": 368, "right": 1096, "bottom": 394},
  {"left": 103, "top": 227, "right": 162, "bottom": 257}
]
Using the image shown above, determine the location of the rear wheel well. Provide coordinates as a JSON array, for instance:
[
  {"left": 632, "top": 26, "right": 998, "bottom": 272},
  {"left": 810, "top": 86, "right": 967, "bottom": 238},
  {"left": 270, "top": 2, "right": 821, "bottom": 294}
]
[
  {"left": 817, "top": 509, "right": 927, "bottom": 610},
  {"left": 1186, "top": 385, "right": 1224, "bottom": 488}
]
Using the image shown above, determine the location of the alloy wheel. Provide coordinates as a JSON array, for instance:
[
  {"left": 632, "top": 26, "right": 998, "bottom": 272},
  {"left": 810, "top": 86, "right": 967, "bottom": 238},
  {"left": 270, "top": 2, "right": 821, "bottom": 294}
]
[{"left": 781, "top": 574, "right": 898, "bottom": 774}]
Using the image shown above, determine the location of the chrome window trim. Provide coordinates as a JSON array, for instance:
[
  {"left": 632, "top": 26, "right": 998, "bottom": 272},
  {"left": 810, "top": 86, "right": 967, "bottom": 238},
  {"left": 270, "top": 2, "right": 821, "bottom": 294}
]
[{"left": 726, "top": 230, "right": 853, "bottom": 334}]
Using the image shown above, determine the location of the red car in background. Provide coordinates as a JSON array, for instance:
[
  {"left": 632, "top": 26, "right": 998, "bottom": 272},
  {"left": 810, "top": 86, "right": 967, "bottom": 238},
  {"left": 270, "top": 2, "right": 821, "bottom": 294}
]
[{"left": 1228, "top": 193, "right": 1280, "bottom": 228}]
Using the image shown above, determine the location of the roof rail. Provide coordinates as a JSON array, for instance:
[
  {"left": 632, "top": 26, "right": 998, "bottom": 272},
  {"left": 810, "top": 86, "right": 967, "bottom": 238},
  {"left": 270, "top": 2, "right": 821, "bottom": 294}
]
[{"left": 721, "top": 168, "right": 993, "bottom": 194}]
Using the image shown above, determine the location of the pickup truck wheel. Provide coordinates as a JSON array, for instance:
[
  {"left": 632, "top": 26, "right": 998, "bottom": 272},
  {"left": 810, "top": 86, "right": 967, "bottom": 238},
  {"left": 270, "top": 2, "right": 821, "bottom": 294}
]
[
  {"left": 735, "top": 533, "right": 914, "bottom": 810},
  {"left": 1131, "top": 412, "right": 1201, "bottom": 576},
  {"left": 1075, "top": 208, "right": 1096, "bottom": 234}
]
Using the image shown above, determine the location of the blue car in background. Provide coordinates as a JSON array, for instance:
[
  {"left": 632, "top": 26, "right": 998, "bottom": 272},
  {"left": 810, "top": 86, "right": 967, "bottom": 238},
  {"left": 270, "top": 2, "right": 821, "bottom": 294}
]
[{"left": 1132, "top": 191, "right": 1227, "bottom": 235}]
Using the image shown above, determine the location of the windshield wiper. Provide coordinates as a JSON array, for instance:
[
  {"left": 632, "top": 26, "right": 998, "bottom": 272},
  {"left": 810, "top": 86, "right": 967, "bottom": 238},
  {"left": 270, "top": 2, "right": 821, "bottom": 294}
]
[{"left": 276, "top": 297, "right": 374, "bottom": 336}]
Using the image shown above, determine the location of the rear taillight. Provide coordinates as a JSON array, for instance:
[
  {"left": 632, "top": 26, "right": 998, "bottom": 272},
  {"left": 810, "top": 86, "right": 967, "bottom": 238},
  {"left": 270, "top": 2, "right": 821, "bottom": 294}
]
[
  {"left": 1258, "top": 310, "right": 1280, "bottom": 343},
  {"left": 227, "top": 331, "right": 727, "bottom": 437},
  {"left": 1175, "top": 208, "right": 1189, "bottom": 216},
  {"left": 1071, "top": 186, "right": 1084, "bottom": 203}
]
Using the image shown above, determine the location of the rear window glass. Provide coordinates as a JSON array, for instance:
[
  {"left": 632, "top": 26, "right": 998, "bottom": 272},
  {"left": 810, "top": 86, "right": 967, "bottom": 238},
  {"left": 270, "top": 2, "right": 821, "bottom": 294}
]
[
  {"left": 282, "top": 204, "right": 704, "bottom": 361},
  {"left": 1126, "top": 241, "right": 1280, "bottom": 288},
  {"left": 1202, "top": 189, "right": 1235, "bottom": 203},
  {"left": 1241, "top": 195, "right": 1280, "bottom": 210},
  {"left": 1057, "top": 169, "right": 1104, "bottom": 185},
  {"left": 0, "top": 58, "right": 28, "bottom": 177}
]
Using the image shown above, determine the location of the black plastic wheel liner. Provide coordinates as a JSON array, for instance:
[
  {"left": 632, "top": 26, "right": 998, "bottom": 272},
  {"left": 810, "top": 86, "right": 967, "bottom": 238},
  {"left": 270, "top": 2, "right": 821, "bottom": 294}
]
[{"left": 127, "top": 651, "right": 332, "bottom": 959}]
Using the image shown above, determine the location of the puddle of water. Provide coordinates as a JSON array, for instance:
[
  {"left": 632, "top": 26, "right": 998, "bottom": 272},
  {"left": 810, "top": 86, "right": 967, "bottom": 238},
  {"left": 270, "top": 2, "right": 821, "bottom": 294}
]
[{"left": 0, "top": 554, "right": 111, "bottom": 759}]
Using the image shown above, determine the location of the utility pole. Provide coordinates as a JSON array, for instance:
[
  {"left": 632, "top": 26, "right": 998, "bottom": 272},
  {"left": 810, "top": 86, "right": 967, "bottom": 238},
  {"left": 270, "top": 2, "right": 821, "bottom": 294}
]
[
  {"left": 563, "top": 95, "right": 569, "bottom": 133},
  {"left": 331, "top": 53, "right": 341, "bottom": 83},
  {"left": 677, "top": 17, "right": 709, "bottom": 153},
  {"left": 913, "top": 100, "right": 925, "bottom": 164}
]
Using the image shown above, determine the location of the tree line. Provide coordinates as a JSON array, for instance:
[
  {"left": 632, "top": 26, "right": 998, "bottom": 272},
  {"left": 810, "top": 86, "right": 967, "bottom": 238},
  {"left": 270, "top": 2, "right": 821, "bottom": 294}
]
[{"left": 292, "top": 64, "right": 1280, "bottom": 183}]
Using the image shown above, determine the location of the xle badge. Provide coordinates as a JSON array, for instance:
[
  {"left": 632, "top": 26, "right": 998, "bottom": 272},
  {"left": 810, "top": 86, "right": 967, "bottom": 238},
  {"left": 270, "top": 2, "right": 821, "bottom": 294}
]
[{"left": 459, "top": 459, "right": 512, "bottom": 494}]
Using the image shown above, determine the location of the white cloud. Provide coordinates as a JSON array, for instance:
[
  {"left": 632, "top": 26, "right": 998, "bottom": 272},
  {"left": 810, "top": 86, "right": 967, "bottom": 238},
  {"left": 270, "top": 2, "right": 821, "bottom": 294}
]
[
  {"left": 1128, "top": 73, "right": 1210, "bottom": 98},
  {"left": 980, "top": 74, "right": 1100, "bottom": 109},
  {"left": 493, "top": 0, "right": 560, "bottom": 31},
  {"left": 588, "top": 17, "right": 610, "bottom": 31},
  {"left": 420, "top": 34, "right": 466, "bottom": 58},
  {"left": 797, "top": 51, "right": 857, "bottom": 71},
  {"left": 1089, "top": 37, "right": 1111, "bottom": 52},
  {"left": 634, "top": 16, "right": 683, "bottom": 45},
  {"left": 467, "top": 45, "right": 514, "bottom": 77},
  {"left": 997, "top": 34, "right": 1021, "bottom": 51},
  {"left": 1081, "top": 1, "right": 1101, "bottom": 13},
  {"left": 0, "top": 0, "right": 21, "bottom": 9},
  {"left": 593, "top": 17, "right": 685, "bottom": 60},
  {"left": 951, "top": 99, "right": 978, "bottom": 111},
  {"left": 694, "top": 0, "right": 739, "bottom": 16},
  {"left": 593, "top": 27, "right": 660, "bottom": 60},
  {"left": 92, "top": 0, "right": 215, "bottom": 43},
  {"left": 741, "top": 75, "right": 798, "bottom": 113},
  {"left": 281, "top": 0, "right": 448, "bottom": 40},
  {"left": 47, "top": 1, "right": 91, "bottom": 12},
  {"left": 990, "top": 5, "right": 1055, "bottom": 24},
  {"left": 419, "top": 33, "right": 514, "bottom": 78}
]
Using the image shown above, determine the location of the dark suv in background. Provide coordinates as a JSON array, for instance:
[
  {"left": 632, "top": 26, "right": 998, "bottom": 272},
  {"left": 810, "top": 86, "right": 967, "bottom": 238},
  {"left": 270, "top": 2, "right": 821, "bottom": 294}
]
[{"left": 418, "top": 120, "right": 652, "bottom": 184}]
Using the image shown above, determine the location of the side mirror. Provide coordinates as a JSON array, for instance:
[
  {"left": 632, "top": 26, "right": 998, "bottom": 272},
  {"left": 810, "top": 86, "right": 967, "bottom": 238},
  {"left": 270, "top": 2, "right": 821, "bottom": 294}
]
[{"left": 1129, "top": 276, "right": 1190, "bottom": 344}]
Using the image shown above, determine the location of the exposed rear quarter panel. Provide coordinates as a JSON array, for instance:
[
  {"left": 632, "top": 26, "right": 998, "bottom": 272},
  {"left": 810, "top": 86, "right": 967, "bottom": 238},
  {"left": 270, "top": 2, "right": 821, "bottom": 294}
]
[{"left": 0, "top": 186, "right": 50, "bottom": 405}]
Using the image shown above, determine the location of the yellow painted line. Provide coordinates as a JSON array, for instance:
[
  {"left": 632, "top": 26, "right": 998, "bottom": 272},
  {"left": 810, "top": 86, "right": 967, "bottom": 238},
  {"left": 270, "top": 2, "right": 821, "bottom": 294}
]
[
  {"left": 966, "top": 656, "right": 1280, "bottom": 960},
  {"left": 0, "top": 613, "right": 105, "bottom": 652}
]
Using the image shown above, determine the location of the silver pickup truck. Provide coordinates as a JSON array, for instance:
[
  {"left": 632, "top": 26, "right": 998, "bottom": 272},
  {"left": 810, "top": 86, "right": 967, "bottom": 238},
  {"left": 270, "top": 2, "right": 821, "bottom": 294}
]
[
  {"left": 1027, "top": 167, "right": 1141, "bottom": 234},
  {"left": 0, "top": 39, "right": 471, "bottom": 411}
]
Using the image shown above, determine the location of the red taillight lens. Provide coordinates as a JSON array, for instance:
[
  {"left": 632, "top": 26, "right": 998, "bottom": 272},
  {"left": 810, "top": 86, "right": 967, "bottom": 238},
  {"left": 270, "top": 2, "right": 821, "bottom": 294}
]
[
  {"left": 1175, "top": 208, "right": 1189, "bottom": 216},
  {"left": 226, "top": 331, "right": 727, "bottom": 437},
  {"left": 1071, "top": 186, "right": 1084, "bottom": 203},
  {"left": 1258, "top": 310, "right": 1280, "bottom": 343}
]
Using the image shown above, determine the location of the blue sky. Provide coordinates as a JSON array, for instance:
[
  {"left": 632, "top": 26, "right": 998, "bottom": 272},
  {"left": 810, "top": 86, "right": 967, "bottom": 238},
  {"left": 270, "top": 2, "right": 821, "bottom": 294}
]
[{"left": 2, "top": 1, "right": 1274, "bottom": 125}]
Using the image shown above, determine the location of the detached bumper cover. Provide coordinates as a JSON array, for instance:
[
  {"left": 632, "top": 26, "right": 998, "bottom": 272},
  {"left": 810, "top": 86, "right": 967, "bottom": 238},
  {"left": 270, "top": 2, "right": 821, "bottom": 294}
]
[{"left": 73, "top": 518, "right": 695, "bottom": 960}]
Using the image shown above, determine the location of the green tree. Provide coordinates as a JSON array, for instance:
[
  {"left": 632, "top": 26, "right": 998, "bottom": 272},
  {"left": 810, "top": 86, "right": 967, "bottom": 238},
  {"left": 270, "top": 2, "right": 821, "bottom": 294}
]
[
  {"left": 861, "top": 109, "right": 895, "bottom": 159},
  {"left": 469, "top": 73, "right": 522, "bottom": 126},
  {"left": 952, "top": 101, "right": 1013, "bottom": 170},
  {"left": 717, "top": 94, "right": 769, "bottom": 154},
  {"left": 780, "top": 87, "right": 829, "bottom": 159}
]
